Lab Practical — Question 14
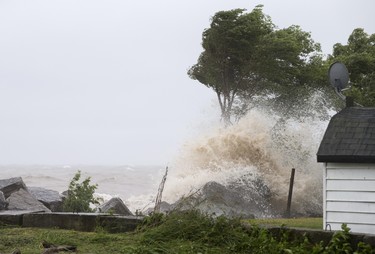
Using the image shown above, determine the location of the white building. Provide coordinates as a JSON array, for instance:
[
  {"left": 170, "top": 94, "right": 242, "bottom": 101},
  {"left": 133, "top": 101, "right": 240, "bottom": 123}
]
[{"left": 317, "top": 107, "right": 375, "bottom": 235}]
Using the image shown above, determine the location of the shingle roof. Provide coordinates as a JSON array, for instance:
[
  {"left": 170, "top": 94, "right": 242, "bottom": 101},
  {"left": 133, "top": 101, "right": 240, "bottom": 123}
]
[{"left": 317, "top": 107, "right": 375, "bottom": 163}]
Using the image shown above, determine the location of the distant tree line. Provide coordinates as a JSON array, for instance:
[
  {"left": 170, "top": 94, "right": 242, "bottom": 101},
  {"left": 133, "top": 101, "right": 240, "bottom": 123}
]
[{"left": 188, "top": 5, "right": 375, "bottom": 124}]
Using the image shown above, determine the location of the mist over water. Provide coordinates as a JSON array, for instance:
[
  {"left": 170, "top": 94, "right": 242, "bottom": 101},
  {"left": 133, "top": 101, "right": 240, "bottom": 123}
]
[{"left": 163, "top": 106, "right": 330, "bottom": 216}]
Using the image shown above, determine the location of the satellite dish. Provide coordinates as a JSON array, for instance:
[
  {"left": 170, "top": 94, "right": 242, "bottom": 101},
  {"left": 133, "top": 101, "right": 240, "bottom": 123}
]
[
  {"left": 328, "top": 62, "right": 349, "bottom": 92},
  {"left": 328, "top": 62, "right": 349, "bottom": 101}
]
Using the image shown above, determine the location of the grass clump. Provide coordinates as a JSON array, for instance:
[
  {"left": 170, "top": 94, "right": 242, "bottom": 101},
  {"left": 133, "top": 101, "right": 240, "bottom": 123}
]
[
  {"left": 134, "top": 211, "right": 374, "bottom": 254},
  {"left": 137, "top": 210, "right": 252, "bottom": 253},
  {"left": 246, "top": 217, "right": 323, "bottom": 229}
]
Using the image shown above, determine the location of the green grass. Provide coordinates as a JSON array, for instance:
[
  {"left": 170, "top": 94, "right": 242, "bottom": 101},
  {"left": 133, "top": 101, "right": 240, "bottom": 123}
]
[
  {"left": 0, "top": 225, "right": 240, "bottom": 254},
  {"left": 0, "top": 226, "right": 142, "bottom": 254},
  {"left": 245, "top": 217, "right": 323, "bottom": 229},
  {"left": 1, "top": 214, "right": 371, "bottom": 254}
]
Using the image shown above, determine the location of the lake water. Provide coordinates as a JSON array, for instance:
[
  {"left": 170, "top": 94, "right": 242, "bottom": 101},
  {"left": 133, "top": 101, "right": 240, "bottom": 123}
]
[
  {"left": 0, "top": 164, "right": 165, "bottom": 212},
  {"left": 0, "top": 108, "right": 329, "bottom": 216}
]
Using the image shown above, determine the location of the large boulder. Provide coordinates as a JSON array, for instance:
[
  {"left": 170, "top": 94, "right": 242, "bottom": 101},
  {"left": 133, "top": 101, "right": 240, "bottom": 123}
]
[
  {"left": 97, "top": 197, "right": 133, "bottom": 216},
  {"left": 144, "top": 201, "right": 173, "bottom": 215},
  {"left": 0, "top": 191, "right": 8, "bottom": 210},
  {"left": 0, "top": 177, "right": 27, "bottom": 199},
  {"left": 173, "top": 179, "right": 272, "bottom": 219},
  {"left": 157, "top": 201, "right": 174, "bottom": 214},
  {"left": 6, "top": 188, "right": 51, "bottom": 212},
  {"left": 28, "top": 187, "right": 64, "bottom": 212}
]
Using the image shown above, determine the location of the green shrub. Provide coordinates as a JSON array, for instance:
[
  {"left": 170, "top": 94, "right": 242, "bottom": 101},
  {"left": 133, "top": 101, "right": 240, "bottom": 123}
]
[
  {"left": 134, "top": 211, "right": 375, "bottom": 254},
  {"left": 63, "top": 170, "right": 100, "bottom": 213},
  {"left": 137, "top": 210, "right": 281, "bottom": 253}
]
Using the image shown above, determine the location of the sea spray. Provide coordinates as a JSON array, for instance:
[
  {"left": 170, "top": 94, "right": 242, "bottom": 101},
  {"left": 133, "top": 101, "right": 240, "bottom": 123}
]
[
  {"left": 162, "top": 107, "right": 329, "bottom": 217},
  {"left": 0, "top": 104, "right": 330, "bottom": 216}
]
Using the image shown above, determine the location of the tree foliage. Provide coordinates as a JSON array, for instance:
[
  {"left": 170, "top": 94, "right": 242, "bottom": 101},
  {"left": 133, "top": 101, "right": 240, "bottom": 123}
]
[
  {"left": 188, "top": 7, "right": 271, "bottom": 124},
  {"left": 188, "top": 6, "right": 327, "bottom": 124},
  {"left": 63, "top": 170, "right": 100, "bottom": 213},
  {"left": 328, "top": 28, "right": 375, "bottom": 106}
]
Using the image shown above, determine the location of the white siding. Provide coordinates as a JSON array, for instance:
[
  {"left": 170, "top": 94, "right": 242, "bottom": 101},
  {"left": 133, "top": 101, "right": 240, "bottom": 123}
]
[
  {"left": 327, "top": 180, "right": 375, "bottom": 191},
  {"left": 327, "top": 191, "right": 375, "bottom": 202},
  {"left": 324, "top": 163, "right": 375, "bottom": 235},
  {"left": 327, "top": 200, "right": 375, "bottom": 213}
]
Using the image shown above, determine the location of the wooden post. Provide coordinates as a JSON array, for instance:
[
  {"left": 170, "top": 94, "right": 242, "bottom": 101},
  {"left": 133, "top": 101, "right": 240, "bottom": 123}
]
[
  {"left": 154, "top": 167, "right": 168, "bottom": 213},
  {"left": 286, "top": 168, "right": 295, "bottom": 218}
]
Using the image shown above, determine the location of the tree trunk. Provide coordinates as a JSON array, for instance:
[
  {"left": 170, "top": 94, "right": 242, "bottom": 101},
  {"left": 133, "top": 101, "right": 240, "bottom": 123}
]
[{"left": 216, "top": 91, "right": 233, "bottom": 126}]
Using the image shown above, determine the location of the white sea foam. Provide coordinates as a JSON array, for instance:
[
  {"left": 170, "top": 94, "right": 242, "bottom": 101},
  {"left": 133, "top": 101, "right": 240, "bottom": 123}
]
[{"left": 162, "top": 107, "right": 329, "bottom": 216}]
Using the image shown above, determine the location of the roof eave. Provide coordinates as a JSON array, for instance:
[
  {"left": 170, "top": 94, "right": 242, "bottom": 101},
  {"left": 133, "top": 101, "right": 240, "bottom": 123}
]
[{"left": 317, "top": 155, "right": 375, "bottom": 163}]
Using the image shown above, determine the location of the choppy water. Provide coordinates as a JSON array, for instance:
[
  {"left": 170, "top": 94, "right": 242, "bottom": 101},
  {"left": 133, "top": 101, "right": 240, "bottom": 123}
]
[
  {"left": 0, "top": 107, "right": 331, "bottom": 216},
  {"left": 0, "top": 164, "right": 164, "bottom": 212}
]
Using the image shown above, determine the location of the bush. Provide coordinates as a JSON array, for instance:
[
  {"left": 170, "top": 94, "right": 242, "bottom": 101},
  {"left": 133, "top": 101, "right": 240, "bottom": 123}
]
[
  {"left": 134, "top": 211, "right": 375, "bottom": 254},
  {"left": 63, "top": 170, "right": 100, "bottom": 213}
]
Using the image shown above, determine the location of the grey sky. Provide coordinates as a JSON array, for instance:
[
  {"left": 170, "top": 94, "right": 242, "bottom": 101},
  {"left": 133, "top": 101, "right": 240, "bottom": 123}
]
[{"left": 0, "top": 0, "right": 374, "bottom": 165}]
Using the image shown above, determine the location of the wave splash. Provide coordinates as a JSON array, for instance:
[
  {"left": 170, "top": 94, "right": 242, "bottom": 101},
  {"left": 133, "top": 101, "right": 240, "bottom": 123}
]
[{"left": 163, "top": 108, "right": 328, "bottom": 217}]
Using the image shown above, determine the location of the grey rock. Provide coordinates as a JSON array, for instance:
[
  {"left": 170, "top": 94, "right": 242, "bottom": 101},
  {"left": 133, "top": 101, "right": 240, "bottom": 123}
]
[
  {"left": 28, "top": 187, "right": 64, "bottom": 212},
  {"left": 0, "top": 191, "right": 8, "bottom": 210},
  {"left": 158, "top": 201, "right": 173, "bottom": 213},
  {"left": 0, "top": 177, "right": 27, "bottom": 199},
  {"left": 61, "top": 190, "right": 69, "bottom": 198},
  {"left": 144, "top": 201, "right": 173, "bottom": 215},
  {"left": 173, "top": 179, "right": 273, "bottom": 218},
  {"left": 6, "top": 188, "right": 51, "bottom": 212},
  {"left": 97, "top": 197, "right": 133, "bottom": 215}
]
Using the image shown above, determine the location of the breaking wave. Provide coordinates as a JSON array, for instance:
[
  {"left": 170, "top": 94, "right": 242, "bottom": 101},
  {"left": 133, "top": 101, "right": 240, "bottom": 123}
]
[{"left": 162, "top": 106, "right": 330, "bottom": 217}]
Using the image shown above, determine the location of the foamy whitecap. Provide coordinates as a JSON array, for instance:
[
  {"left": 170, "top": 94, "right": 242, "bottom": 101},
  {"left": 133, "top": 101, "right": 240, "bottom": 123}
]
[
  {"left": 162, "top": 107, "right": 329, "bottom": 216},
  {"left": 127, "top": 194, "right": 156, "bottom": 213}
]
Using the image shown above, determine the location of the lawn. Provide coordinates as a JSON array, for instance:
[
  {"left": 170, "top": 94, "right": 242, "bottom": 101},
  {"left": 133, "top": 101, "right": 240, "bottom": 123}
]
[
  {"left": 0, "top": 226, "right": 142, "bottom": 254},
  {"left": 1, "top": 214, "right": 370, "bottom": 254}
]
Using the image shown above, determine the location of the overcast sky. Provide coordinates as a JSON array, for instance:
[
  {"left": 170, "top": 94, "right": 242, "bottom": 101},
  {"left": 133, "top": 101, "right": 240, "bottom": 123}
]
[{"left": 0, "top": 0, "right": 374, "bottom": 165}]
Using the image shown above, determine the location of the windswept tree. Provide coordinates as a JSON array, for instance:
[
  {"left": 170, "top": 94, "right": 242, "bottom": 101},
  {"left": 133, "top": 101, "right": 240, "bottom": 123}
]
[
  {"left": 188, "top": 6, "right": 326, "bottom": 124},
  {"left": 188, "top": 7, "right": 272, "bottom": 124},
  {"left": 329, "top": 28, "right": 375, "bottom": 106}
]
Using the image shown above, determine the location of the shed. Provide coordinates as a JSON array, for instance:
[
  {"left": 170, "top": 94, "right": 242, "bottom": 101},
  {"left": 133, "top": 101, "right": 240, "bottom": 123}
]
[{"left": 317, "top": 106, "right": 375, "bottom": 234}]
